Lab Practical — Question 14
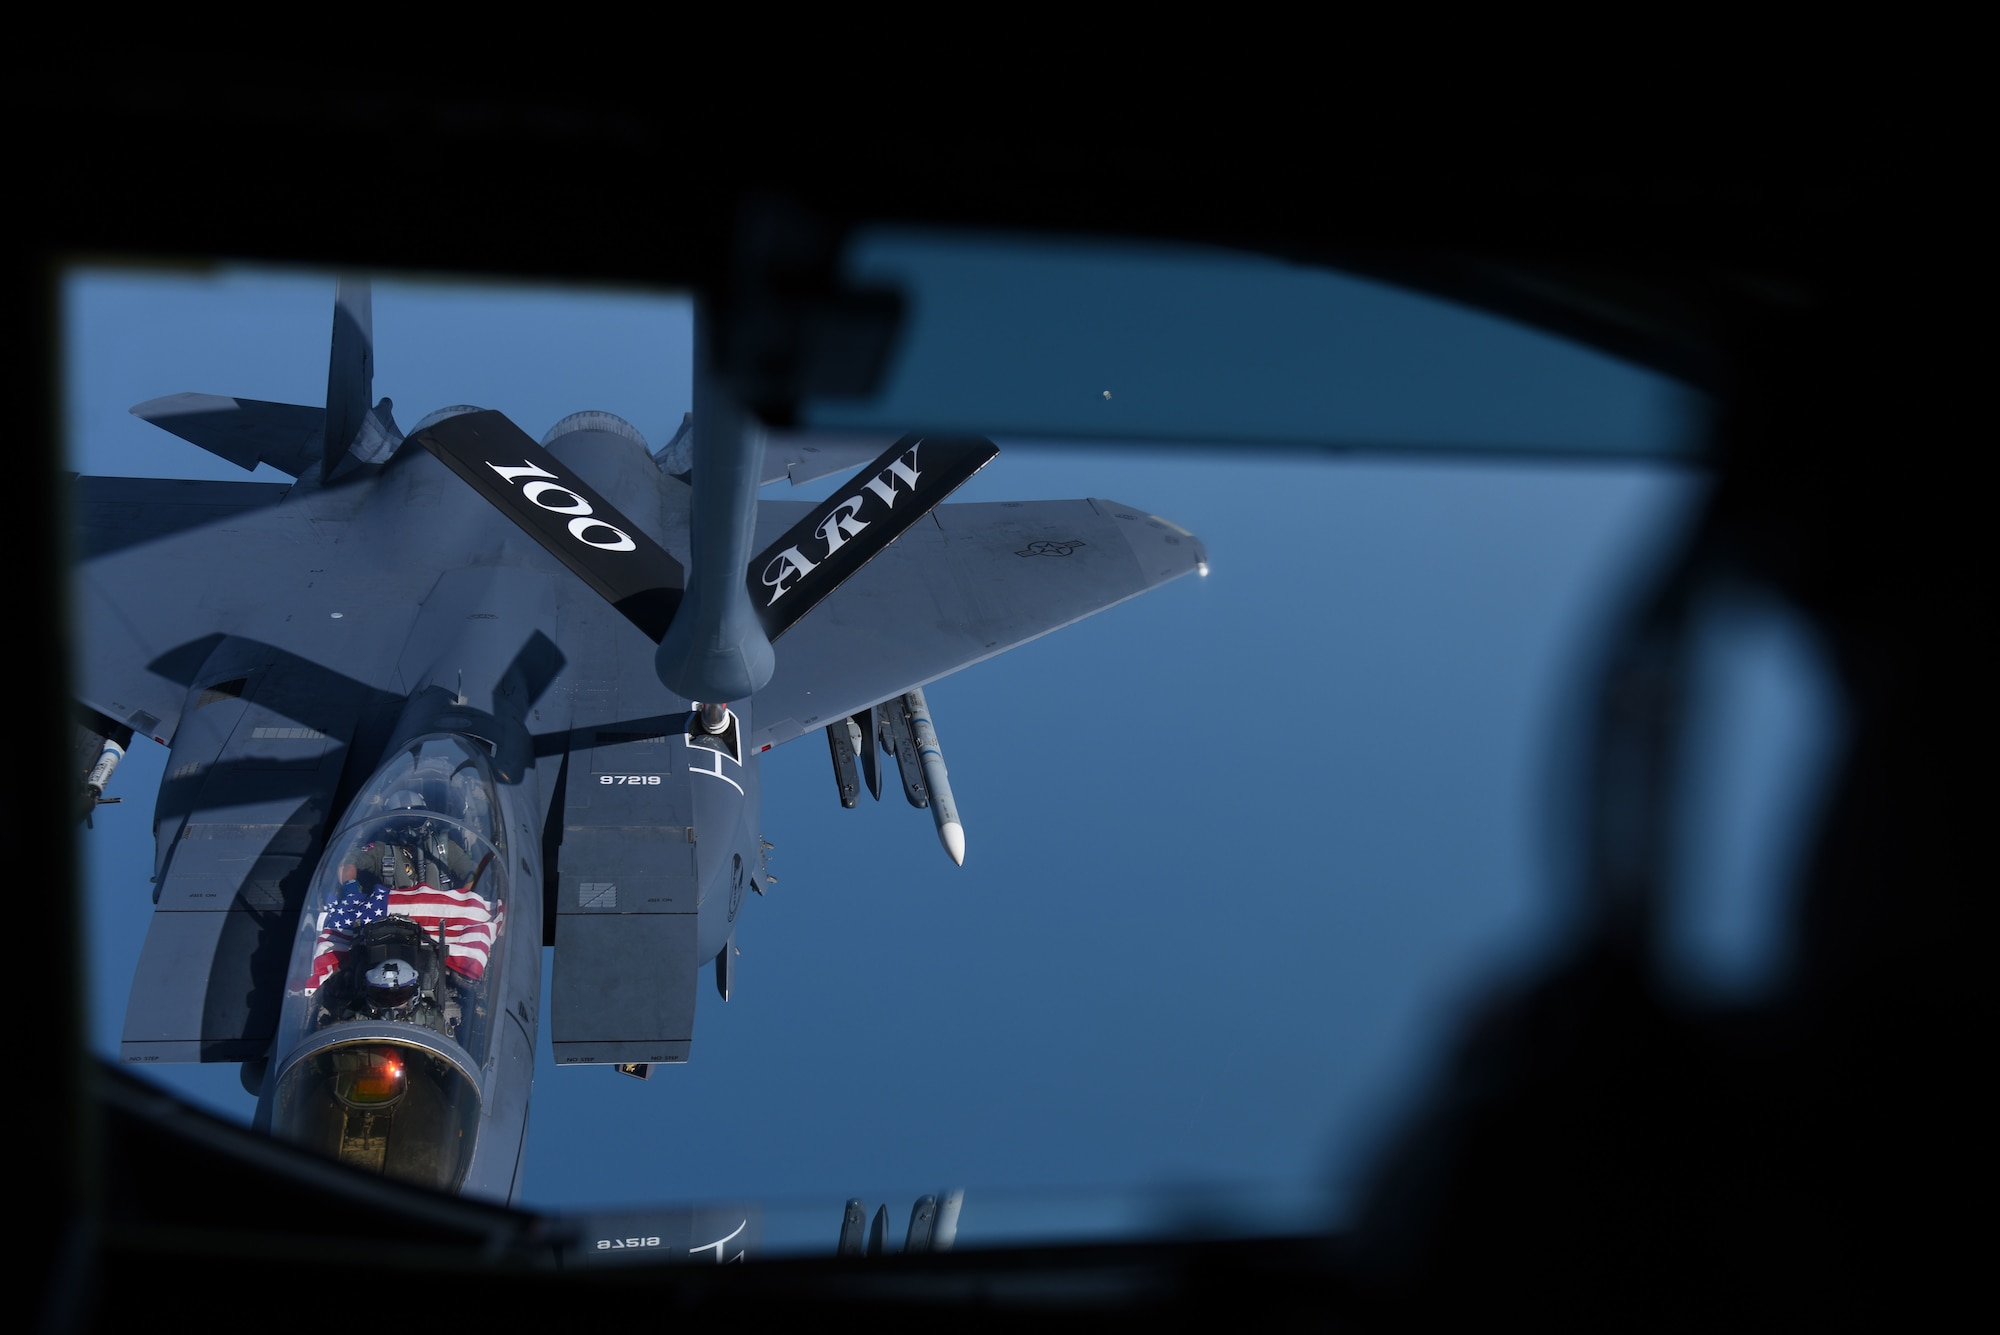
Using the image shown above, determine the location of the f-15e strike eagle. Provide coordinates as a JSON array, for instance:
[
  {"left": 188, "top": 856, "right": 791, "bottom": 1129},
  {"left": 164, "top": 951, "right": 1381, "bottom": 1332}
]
[{"left": 71, "top": 280, "right": 1205, "bottom": 1204}]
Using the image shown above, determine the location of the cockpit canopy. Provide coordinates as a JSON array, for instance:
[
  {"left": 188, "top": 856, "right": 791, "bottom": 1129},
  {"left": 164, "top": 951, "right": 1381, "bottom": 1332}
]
[
  {"left": 271, "top": 734, "right": 509, "bottom": 1191},
  {"left": 347, "top": 734, "right": 506, "bottom": 852}
]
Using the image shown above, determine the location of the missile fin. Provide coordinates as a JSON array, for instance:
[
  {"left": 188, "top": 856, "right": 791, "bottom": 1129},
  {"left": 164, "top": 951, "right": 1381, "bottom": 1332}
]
[{"left": 857, "top": 706, "right": 883, "bottom": 800}]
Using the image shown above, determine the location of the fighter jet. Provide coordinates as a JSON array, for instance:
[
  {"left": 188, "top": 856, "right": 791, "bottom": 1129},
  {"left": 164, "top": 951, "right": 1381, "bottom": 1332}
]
[{"left": 71, "top": 280, "right": 1205, "bottom": 1203}]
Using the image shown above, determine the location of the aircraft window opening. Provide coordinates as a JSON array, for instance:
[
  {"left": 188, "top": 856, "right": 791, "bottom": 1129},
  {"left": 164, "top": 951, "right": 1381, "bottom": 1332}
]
[{"left": 71, "top": 263, "right": 1723, "bottom": 1243}]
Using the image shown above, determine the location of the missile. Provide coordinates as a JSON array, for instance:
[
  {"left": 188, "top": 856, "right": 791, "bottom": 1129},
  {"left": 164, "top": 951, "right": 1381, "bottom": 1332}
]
[
  {"left": 902, "top": 687, "right": 964, "bottom": 866},
  {"left": 933, "top": 1188, "right": 964, "bottom": 1252},
  {"left": 78, "top": 724, "right": 131, "bottom": 827},
  {"left": 86, "top": 738, "right": 125, "bottom": 802}
]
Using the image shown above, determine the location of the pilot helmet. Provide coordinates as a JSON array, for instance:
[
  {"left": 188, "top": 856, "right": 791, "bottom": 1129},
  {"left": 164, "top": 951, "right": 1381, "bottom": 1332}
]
[
  {"left": 363, "top": 957, "right": 422, "bottom": 1012},
  {"left": 409, "top": 755, "right": 457, "bottom": 813}
]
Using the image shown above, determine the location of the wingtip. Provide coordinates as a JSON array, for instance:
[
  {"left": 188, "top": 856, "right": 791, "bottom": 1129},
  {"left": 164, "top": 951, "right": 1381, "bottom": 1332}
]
[{"left": 130, "top": 391, "right": 233, "bottom": 420}]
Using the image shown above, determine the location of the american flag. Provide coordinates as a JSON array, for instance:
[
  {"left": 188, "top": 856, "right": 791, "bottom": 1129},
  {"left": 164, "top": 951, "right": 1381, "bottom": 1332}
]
[{"left": 308, "top": 882, "right": 499, "bottom": 990}]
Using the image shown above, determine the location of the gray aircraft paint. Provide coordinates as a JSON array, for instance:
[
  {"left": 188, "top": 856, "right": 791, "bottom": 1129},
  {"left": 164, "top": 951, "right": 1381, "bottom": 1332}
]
[{"left": 75, "top": 281, "right": 1205, "bottom": 1204}]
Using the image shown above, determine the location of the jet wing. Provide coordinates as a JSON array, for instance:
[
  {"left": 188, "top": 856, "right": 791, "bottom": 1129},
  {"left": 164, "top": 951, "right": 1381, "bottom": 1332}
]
[
  {"left": 759, "top": 431, "right": 898, "bottom": 488},
  {"left": 74, "top": 475, "right": 295, "bottom": 561},
  {"left": 71, "top": 473, "right": 405, "bottom": 746},
  {"left": 745, "top": 498, "right": 1205, "bottom": 750},
  {"left": 129, "top": 393, "right": 324, "bottom": 478}
]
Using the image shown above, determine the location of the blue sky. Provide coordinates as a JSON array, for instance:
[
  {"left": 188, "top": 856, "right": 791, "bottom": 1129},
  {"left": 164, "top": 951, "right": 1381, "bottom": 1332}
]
[{"left": 65, "top": 261, "right": 1828, "bottom": 1251}]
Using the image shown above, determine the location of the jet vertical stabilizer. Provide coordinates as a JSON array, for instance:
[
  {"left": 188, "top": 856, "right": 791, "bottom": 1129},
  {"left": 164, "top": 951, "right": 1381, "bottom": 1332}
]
[
  {"left": 127, "top": 281, "right": 402, "bottom": 482},
  {"left": 314, "top": 278, "right": 405, "bottom": 479},
  {"left": 321, "top": 278, "right": 371, "bottom": 480}
]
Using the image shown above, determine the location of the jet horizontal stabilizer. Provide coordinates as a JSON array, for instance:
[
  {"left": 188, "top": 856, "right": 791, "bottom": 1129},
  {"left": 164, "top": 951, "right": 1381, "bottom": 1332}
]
[
  {"left": 414, "top": 410, "right": 687, "bottom": 642},
  {"left": 131, "top": 393, "right": 325, "bottom": 478},
  {"left": 749, "top": 434, "right": 998, "bottom": 642}
]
